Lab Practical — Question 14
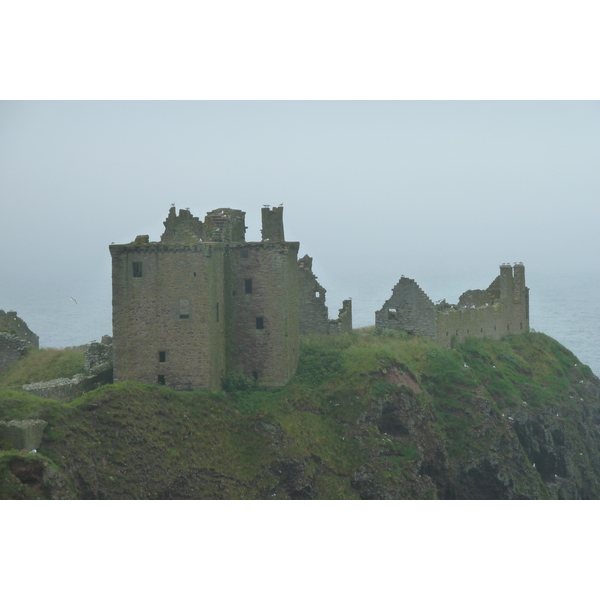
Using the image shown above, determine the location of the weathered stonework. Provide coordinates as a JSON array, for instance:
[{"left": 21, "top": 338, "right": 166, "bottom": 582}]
[
  {"left": 22, "top": 363, "right": 113, "bottom": 402},
  {"left": 0, "top": 332, "right": 27, "bottom": 373},
  {"left": 110, "top": 206, "right": 300, "bottom": 390},
  {"left": 0, "top": 310, "right": 39, "bottom": 348},
  {"left": 84, "top": 341, "right": 113, "bottom": 373},
  {"left": 297, "top": 254, "right": 353, "bottom": 335},
  {"left": 376, "top": 264, "right": 530, "bottom": 347},
  {"left": 0, "top": 419, "right": 47, "bottom": 452}
]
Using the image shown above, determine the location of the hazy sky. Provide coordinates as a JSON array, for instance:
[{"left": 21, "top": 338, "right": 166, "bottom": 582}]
[{"left": 1, "top": 101, "right": 599, "bottom": 329}]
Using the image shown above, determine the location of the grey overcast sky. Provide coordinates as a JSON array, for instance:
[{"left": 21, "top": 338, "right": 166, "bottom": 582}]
[{"left": 1, "top": 101, "right": 599, "bottom": 297}]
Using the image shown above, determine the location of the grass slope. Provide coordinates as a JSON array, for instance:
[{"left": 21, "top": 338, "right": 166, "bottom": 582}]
[{"left": 1, "top": 331, "right": 598, "bottom": 499}]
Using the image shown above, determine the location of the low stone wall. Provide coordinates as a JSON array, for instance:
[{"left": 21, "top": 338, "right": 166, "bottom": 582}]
[
  {"left": 22, "top": 364, "right": 113, "bottom": 402},
  {"left": 0, "top": 419, "right": 47, "bottom": 451}
]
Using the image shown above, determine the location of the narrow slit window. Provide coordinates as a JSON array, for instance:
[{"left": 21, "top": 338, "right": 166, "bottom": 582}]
[
  {"left": 159, "top": 351, "right": 166, "bottom": 363},
  {"left": 507, "top": 324, "right": 510, "bottom": 331},
  {"left": 252, "top": 371, "right": 258, "bottom": 381},
  {"left": 256, "top": 317, "right": 264, "bottom": 329},
  {"left": 245, "top": 279, "right": 253, "bottom": 294},
  {"left": 132, "top": 262, "right": 143, "bottom": 277},
  {"left": 520, "top": 322, "right": 523, "bottom": 330},
  {"left": 216, "top": 302, "right": 219, "bottom": 323},
  {"left": 157, "top": 375, "right": 165, "bottom": 385}
]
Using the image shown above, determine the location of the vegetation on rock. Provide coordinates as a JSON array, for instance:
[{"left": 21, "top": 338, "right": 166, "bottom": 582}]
[{"left": 1, "top": 331, "right": 599, "bottom": 499}]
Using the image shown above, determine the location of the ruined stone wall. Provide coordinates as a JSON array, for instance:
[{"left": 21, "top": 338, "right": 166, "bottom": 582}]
[
  {"left": 0, "top": 310, "right": 39, "bottom": 348},
  {"left": 84, "top": 342, "right": 112, "bottom": 373},
  {"left": 436, "top": 264, "right": 529, "bottom": 348},
  {"left": 329, "top": 299, "right": 353, "bottom": 335},
  {"left": 0, "top": 420, "right": 47, "bottom": 451},
  {"left": 22, "top": 366, "right": 113, "bottom": 402},
  {"left": 376, "top": 265, "right": 529, "bottom": 347},
  {"left": 297, "top": 255, "right": 329, "bottom": 335},
  {"left": 110, "top": 241, "right": 226, "bottom": 391},
  {"left": 375, "top": 278, "right": 437, "bottom": 341},
  {"left": 0, "top": 332, "right": 26, "bottom": 373},
  {"left": 226, "top": 241, "right": 299, "bottom": 386}
]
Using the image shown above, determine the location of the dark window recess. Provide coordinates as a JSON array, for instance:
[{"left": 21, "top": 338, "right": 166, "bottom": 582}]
[
  {"left": 193, "top": 272, "right": 197, "bottom": 277},
  {"left": 507, "top": 324, "right": 510, "bottom": 331},
  {"left": 494, "top": 325, "right": 497, "bottom": 331},
  {"left": 256, "top": 317, "right": 264, "bottom": 329},
  {"left": 446, "top": 332, "right": 449, "bottom": 336},
  {"left": 157, "top": 375, "right": 165, "bottom": 385},
  {"left": 520, "top": 322, "right": 523, "bottom": 330},
  {"left": 467, "top": 329, "right": 470, "bottom": 334},
  {"left": 245, "top": 279, "right": 253, "bottom": 293},
  {"left": 252, "top": 371, "right": 258, "bottom": 381},
  {"left": 132, "top": 262, "right": 143, "bottom": 277},
  {"left": 179, "top": 299, "right": 190, "bottom": 319},
  {"left": 216, "top": 302, "right": 219, "bottom": 323},
  {"left": 159, "top": 351, "right": 166, "bottom": 362},
  {"left": 480, "top": 328, "right": 483, "bottom": 333},
  {"left": 232, "top": 290, "right": 236, "bottom": 296}
]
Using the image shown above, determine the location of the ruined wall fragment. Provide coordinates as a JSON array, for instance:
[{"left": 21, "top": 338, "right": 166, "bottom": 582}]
[{"left": 375, "top": 278, "right": 437, "bottom": 341}]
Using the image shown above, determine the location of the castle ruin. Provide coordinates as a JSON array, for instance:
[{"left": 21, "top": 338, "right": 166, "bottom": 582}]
[
  {"left": 298, "top": 254, "right": 352, "bottom": 336},
  {"left": 376, "top": 263, "right": 529, "bottom": 347},
  {"left": 110, "top": 206, "right": 351, "bottom": 391}
]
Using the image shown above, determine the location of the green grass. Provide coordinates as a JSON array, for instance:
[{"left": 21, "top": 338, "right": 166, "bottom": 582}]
[
  {"left": 0, "top": 347, "right": 85, "bottom": 390},
  {"left": 0, "top": 329, "right": 596, "bottom": 499}
]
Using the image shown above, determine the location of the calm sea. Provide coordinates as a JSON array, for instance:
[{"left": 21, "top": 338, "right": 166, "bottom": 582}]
[{"left": 2, "top": 271, "right": 599, "bottom": 376}]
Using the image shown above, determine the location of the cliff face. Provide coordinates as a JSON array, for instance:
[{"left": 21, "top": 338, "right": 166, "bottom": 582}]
[{"left": 2, "top": 331, "right": 600, "bottom": 500}]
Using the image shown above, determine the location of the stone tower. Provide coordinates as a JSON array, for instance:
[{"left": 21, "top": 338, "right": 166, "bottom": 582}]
[{"left": 109, "top": 206, "right": 299, "bottom": 390}]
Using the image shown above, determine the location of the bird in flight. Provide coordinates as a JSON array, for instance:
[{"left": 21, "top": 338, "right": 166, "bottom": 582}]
[{"left": 70, "top": 296, "right": 77, "bottom": 304}]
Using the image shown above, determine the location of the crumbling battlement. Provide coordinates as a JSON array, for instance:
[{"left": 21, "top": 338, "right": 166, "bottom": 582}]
[
  {"left": 297, "top": 255, "right": 353, "bottom": 335},
  {"left": 0, "top": 310, "right": 39, "bottom": 348},
  {"left": 0, "top": 332, "right": 27, "bottom": 373},
  {"left": 376, "top": 264, "right": 529, "bottom": 347},
  {"left": 329, "top": 299, "right": 353, "bottom": 335}
]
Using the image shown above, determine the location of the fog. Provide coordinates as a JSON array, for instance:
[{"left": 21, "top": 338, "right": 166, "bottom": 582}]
[{"left": 1, "top": 101, "right": 599, "bottom": 334}]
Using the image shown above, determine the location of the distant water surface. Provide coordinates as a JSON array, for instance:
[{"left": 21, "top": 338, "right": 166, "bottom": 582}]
[{"left": 2, "top": 271, "right": 599, "bottom": 376}]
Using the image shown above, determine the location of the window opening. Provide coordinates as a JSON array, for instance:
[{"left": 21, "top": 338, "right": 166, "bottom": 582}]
[
  {"left": 159, "top": 351, "right": 166, "bottom": 362},
  {"left": 252, "top": 371, "right": 258, "bottom": 381},
  {"left": 179, "top": 299, "right": 190, "bottom": 319},
  {"left": 216, "top": 302, "right": 219, "bottom": 323},
  {"left": 157, "top": 375, "right": 165, "bottom": 385},
  {"left": 388, "top": 309, "right": 397, "bottom": 320},
  {"left": 245, "top": 279, "right": 253, "bottom": 294},
  {"left": 256, "top": 317, "right": 264, "bottom": 329},
  {"left": 132, "top": 262, "right": 143, "bottom": 277}
]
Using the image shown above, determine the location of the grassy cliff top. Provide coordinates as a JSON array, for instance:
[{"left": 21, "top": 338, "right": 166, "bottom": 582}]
[{"left": 1, "top": 331, "right": 599, "bottom": 499}]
